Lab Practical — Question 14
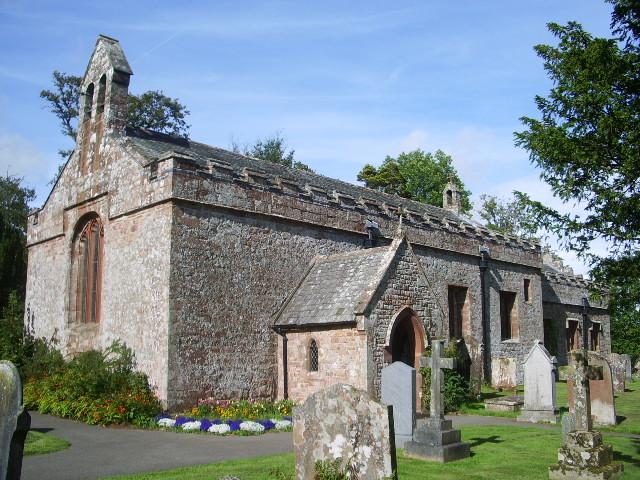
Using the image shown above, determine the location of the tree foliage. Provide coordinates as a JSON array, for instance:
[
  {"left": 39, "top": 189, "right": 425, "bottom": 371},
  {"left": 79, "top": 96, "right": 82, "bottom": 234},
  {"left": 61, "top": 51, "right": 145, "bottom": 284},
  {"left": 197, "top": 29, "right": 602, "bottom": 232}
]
[
  {"left": 516, "top": 0, "right": 640, "bottom": 356},
  {"left": 234, "top": 133, "right": 313, "bottom": 172},
  {"left": 127, "top": 90, "right": 190, "bottom": 138},
  {"left": 0, "top": 175, "right": 35, "bottom": 311},
  {"left": 514, "top": 2, "right": 640, "bottom": 257},
  {"left": 478, "top": 193, "right": 541, "bottom": 240},
  {"left": 41, "top": 72, "right": 191, "bottom": 158},
  {"left": 357, "top": 149, "right": 472, "bottom": 213},
  {"left": 591, "top": 254, "right": 640, "bottom": 359}
]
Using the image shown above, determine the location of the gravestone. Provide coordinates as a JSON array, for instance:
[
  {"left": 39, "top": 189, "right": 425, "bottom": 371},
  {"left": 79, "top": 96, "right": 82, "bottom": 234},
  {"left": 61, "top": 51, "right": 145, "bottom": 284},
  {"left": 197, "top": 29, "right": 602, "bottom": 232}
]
[
  {"left": 1, "top": 360, "right": 31, "bottom": 480},
  {"left": 404, "top": 339, "right": 470, "bottom": 463},
  {"left": 620, "top": 354, "right": 632, "bottom": 381},
  {"left": 381, "top": 361, "right": 415, "bottom": 448},
  {"left": 293, "top": 383, "right": 395, "bottom": 480},
  {"left": 608, "top": 353, "right": 626, "bottom": 393},
  {"left": 518, "top": 340, "right": 558, "bottom": 423},
  {"left": 569, "top": 352, "right": 616, "bottom": 426},
  {"left": 549, "top": 351, "right": 623, "bottom": 480}
]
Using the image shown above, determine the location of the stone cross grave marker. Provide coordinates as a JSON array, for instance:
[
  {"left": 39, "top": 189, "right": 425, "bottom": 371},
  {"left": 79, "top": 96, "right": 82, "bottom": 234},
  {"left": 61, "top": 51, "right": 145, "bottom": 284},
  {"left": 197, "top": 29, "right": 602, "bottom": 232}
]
[
  {"left": 549, "top": 351, "right": 623, "bottom": 479},
  {"left": 567, "top": 350, "right": 603, "bottom": 432},
  {"left": 568, "top": 351, "right": 616, "bottom": 426},
  {"left": 404, "top": 339, "right": 470, "bottom": 463},
  {"left": 518, "top": 340, "right": 558, "bottom": 423},
  {"left": 381, "top": 361, "right": 415, "bottom": 448},
  {"left": 0, "top": 360, "right": 31, "bottom": 480},
  {"left": 293, "top": 383, "right": 395, "bottom": 480},
  {"left": 422, "top": 339, "right": 455, "bottom": 419}
]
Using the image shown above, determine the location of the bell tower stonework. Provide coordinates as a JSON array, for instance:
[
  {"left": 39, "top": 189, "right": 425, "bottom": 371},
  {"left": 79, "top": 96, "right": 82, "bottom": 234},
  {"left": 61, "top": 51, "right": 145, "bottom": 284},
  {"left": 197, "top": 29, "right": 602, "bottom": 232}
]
[{"left": 76, "top": 35, "right": 132, "bottom": 175}]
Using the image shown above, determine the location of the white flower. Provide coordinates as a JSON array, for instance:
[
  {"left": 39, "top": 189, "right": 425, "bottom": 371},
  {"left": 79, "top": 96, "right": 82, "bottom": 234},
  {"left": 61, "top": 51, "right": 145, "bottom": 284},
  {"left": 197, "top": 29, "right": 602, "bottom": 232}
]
[
  {"left": 181, "top": 421, "right": 202, "bottom": 431},
  {"left": 273, "top": 419, "right": 292, "bottom": 430},
  {"left": 208, "top": 423, "right": 231, "bottom": 434},
  {"left": 157, "top": 418, "right": 176, "bottom": 427},
  {"left": 240, "top": 421, "right": 265, "bottom": 432}
]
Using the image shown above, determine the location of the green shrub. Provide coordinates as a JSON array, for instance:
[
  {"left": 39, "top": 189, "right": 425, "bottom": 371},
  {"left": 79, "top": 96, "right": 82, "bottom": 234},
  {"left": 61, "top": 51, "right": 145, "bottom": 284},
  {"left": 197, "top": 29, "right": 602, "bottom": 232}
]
[
  {"left": 24, "top": 340, "right": 161, "bottom": 426},
  {"left": 420, "top": 341, "right": 474, "bottom": 413}
]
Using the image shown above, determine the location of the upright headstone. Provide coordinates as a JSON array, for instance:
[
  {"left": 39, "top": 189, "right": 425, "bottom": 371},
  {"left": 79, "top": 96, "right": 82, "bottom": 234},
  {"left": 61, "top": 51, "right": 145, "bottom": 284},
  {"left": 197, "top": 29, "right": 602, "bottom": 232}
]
[
  {"left": 293, "top": 383, "right": 394, "bottom": 480},
  {"left": 1, "top": 361, "right": 30, "bottom": 480},
  {"left": 549, "top": 351, "right": 623, "bottom": 480},
  {"left": 608, "top": 353, "right": 626, "bottom": 393},
  {"left": 404, "top": 340, "right": 470, "bottom": 463},
  {"left": 381, "top": 361, "right": 415, "bottom": 448},
  {"left": 518, "top": 340, "right": 558, "bottom": 423},
  {"left": 620, "top": 354, "right": 632, "bottom": 381}
]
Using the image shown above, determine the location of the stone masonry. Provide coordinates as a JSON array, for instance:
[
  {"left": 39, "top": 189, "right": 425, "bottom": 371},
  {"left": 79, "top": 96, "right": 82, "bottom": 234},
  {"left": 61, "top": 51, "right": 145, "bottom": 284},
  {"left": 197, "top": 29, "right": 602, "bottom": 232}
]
[{"left": 25, "top": 36, "right": 612, "bottom": 408}]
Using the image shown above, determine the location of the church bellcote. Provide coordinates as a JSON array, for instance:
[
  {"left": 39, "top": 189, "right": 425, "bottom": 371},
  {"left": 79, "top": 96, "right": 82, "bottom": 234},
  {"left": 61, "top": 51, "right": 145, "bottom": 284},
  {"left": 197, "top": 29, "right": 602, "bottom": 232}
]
[
  {"left": 442, "top": 176, "right": 462, "bottom": 215},
  {"left": 76, "top": 35, "right": 132, "bottom": 175}
]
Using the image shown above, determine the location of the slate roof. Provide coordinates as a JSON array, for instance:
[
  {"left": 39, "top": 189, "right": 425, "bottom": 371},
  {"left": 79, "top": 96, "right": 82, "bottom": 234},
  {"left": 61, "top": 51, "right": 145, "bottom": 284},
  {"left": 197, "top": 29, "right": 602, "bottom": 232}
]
[
  {"left": 86, "top": 35, "right": 133, "bottom": 77},
  {"left": 124, "top": 128, "right": 465, "bottom": 224},
  {"left": 273, "top": 244, "right": 396, "bottom": 328}
]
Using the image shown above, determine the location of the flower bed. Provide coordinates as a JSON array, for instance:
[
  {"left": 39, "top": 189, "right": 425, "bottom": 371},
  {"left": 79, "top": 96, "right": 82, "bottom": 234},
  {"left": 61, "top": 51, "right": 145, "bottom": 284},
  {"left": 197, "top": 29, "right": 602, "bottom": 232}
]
[{"left": 155, "top": 414, "right": 292, "bottom": 435}]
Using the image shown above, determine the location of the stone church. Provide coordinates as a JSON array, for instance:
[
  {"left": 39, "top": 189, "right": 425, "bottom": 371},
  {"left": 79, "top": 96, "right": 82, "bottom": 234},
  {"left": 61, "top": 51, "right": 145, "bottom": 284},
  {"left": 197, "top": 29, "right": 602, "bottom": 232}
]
[{"left": 25, "top": 36, "right": 610, "bottom": 409}]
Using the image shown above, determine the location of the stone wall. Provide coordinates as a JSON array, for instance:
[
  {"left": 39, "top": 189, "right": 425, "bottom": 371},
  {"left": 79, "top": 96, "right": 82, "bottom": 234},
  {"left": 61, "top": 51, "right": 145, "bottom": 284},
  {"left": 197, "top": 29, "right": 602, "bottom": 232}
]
[
  {"left": 166, "top": 203, "right": 364, "bottom": 408},
  {"left": 277, "top": 327, "right": 367, "bottom": 402},
  {"left": 366, "top": 242, "right": 439, "bottom": 398},
  {"left": 542, "top": 273, "right": 610, "bottom": 366},
  {"left": 486, "top": 261, "right": 543, "bottom": 386}
]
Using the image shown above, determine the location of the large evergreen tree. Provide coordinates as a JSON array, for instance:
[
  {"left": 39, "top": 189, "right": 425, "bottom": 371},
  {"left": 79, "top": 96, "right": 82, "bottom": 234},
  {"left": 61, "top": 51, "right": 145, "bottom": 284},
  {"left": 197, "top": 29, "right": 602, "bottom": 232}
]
[{"left": 515, "top": 0, "right": 640, "bottom": 357}]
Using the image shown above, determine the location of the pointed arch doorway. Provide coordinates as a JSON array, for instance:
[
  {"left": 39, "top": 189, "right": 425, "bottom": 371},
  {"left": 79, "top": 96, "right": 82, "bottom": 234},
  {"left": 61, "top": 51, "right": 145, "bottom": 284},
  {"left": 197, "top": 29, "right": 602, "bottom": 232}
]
[
  {"left": 385, "top": 307, "right": 427, "bottom": 411},
  {"left": 387, "top": 307, "right": 426, "bottom": 369}
]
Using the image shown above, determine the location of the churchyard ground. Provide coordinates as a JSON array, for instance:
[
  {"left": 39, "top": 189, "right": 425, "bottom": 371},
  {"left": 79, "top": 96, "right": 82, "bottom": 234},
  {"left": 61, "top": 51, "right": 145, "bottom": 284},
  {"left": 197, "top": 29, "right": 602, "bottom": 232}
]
[
  {"left": 104, "top": 425, "right": 640, "bottom": 480},
  {"left": 460, "top": 379, "right": 640, "bottom": 434},
  {"left": 24, "top": 431, "right": 70, "bottom": 456}
]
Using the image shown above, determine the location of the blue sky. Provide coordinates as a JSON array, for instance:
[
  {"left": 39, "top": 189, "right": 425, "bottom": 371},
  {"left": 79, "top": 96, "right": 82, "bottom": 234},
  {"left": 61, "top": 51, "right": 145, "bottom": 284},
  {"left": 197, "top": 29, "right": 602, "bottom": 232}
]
[{"left": 0, "top": 1, "right": 614, "bottom": 274}]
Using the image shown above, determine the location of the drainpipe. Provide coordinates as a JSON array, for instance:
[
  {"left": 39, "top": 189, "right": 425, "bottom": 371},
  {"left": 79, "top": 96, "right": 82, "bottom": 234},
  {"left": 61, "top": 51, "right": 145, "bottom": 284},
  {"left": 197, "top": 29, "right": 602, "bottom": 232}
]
[
  {"left": 274, "top": 327, "right": 288, "bottom": 399},
  {"left": 581, "top": 297, "right": 589, "bottom": 352},
  {"left": 479, "top": 245, "right": 490, "bottom": 383}
]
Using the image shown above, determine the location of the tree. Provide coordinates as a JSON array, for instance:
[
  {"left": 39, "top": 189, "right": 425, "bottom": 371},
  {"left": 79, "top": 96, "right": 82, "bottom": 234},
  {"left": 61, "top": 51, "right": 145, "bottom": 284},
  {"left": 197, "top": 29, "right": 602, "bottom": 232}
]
[
  {"left": 357, "top": 149, "right": 472, "bottom": 213},
  {"left": 233, "top": 133, "right": 313, "bottom": 172},
  {"left": 0, "top": 175, "right": 35, "bottom": 311},
  {"left": 127, "top": 90, "right": 190, "bottom": 138},
  {"left": 514, "top": 1, "right": 640, "bottom": 257},
  {"left": 515, "top": 0, "right": 640, "bottom": 356},
  {"left": 39, "top": 71, "right": 81, "bottom": 159},
  {"left": 41, "top": 72, "right": 191, "bottom": 182},
  {"left": 590, "top": 254, "right": 640, "bottom": 359},
  {"left": 477, "top": 193, "right": 540, "bottom": 240}
]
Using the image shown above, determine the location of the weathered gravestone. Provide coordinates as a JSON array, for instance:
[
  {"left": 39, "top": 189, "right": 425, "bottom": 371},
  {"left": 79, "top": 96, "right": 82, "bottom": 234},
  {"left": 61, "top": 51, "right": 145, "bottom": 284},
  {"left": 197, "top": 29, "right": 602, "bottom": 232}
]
[
  {"left": 293, "top": 383, "right": 395, "bottom": 480},
  {"left": 568, "top": 352, "right": 616, "bottom": 426},
  {"left": 404, "top": 339, "right": 470, "bottom": 463},
  {"left": 608, "top": 353, "right": 626, "bottom": 393},
  {"left": 1, "top": 360, "right": 31, "bottom": 480},
  {"left": 549, "top": 351, "right": 623, "bottom": 479},
  {"left": 381, "top": 361, "right": 415, "bottom": 448},
  {"left": 620, "top": 354, "right": 632, "bottom": 381},
  {"left": 518, "top": 340, "right": 558, "bottom": 423}
]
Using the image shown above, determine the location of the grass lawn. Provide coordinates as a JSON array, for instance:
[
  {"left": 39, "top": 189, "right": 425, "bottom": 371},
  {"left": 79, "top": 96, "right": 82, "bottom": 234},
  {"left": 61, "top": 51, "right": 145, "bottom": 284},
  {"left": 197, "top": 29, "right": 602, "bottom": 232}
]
[
  {"left": 104, "top": 425, "right": 640, "bottom": 480},
  {"left": 458, "top": 379, "right": 640, "bottom": 434},
  {"left": 24, "top": 430, "right": 70, "bottom": 456}
]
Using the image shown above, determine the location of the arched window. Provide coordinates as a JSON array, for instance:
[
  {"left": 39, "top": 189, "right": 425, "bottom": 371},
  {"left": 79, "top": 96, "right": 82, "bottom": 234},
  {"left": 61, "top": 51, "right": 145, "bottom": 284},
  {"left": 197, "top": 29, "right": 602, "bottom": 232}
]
[
  {"left": 308, "top": 339, "right": 319, "bottom": 372},
  {"left": 446, "top": 190, "right": 453, "bottom": 206},
  {"left": 83, "top": 83, "right": 95, "bottom": 122},
  {"left": 75, "top": 216, "right": 103, "bottom": 323},
  {"left": 81, "top": 83, "right": 95, "bottom": 175},
  {"left": 96, "top": 75, "right": 106, "bottom": 115},
  {"left": 93, "top": 75, "right": 107, "bottom": 170}
]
